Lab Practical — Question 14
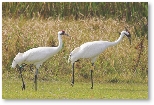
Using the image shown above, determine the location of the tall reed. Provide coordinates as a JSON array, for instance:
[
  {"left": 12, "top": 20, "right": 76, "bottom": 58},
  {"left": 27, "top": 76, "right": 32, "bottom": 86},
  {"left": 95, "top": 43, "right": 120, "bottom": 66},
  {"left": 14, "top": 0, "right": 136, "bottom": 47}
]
[{"left": 2, "top": 2, "right": 148, "bottom": 22}]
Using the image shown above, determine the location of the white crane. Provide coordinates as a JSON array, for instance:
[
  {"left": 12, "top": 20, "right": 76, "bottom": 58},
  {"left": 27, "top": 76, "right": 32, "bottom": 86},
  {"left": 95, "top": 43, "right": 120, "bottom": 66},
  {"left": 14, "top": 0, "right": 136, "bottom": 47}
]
[
  {"left": 68, "top": 28, "right": 131, "bottom": 89},
  {"left": 12, "top": 31, "right": 69, "bottom": 91}
]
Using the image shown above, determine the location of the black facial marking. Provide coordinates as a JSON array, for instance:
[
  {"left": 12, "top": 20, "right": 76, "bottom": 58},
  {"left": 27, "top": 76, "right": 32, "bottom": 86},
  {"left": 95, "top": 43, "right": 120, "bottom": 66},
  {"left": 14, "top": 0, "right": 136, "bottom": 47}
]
[
  {"left": 125, "top": 31, "right": 131, "bottom": 37},
  {"left": 60, "top": 30, "right": 65, "bottom": 35}
]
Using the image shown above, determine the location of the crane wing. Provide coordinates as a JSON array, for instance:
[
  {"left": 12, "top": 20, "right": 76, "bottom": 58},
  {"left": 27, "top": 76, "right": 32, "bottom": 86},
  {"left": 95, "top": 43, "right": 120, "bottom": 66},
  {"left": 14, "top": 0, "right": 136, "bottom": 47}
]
[
  {"left": 23, "top": 47, "right": 58, "bottom": 64},
  {"left": 79, "top": 41, "right": 110, "bottom": 58}
]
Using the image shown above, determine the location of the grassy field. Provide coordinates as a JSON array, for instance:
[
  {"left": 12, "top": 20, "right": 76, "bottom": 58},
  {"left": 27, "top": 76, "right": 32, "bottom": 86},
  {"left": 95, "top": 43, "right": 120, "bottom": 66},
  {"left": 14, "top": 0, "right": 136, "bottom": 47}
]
[
  {"left": 2, "top": 18, "right": 148, "bottom": 82},
  {"left": 2, "top": 78, "right": 148, "bottom": 99}
]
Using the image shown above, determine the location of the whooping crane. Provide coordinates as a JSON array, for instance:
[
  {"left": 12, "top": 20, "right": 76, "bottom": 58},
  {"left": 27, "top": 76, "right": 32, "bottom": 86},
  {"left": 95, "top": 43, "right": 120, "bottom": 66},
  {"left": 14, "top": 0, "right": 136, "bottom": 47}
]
[
  {"left": 12, "top": 31, "right": 69, "bottom": 91},
  {"left": 68, "top": 28, "right": 131, "bottom": 89}
]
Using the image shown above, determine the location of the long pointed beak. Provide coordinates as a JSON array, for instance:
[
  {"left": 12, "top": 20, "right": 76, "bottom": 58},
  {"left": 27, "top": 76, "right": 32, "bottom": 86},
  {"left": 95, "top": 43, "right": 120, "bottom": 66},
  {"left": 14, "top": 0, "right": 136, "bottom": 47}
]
[
  {"left": 128, "top": 37, "right": 131, "bottom": 45},
  {"left": 65, "top": 33, "right": 70, "bottom": 37},
  {"left": 125, "top": 33, "right": 131, "bottom": 45}
]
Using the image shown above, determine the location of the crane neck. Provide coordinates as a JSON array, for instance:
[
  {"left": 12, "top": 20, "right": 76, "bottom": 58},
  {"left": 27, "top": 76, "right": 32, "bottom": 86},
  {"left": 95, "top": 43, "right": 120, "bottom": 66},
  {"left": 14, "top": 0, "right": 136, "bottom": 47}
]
[
  {"left": 57, "top": 34, "right": 63, "bottom": 51},
  {"left": 110, "top": 34, "right": 125, "bottom": 47}
]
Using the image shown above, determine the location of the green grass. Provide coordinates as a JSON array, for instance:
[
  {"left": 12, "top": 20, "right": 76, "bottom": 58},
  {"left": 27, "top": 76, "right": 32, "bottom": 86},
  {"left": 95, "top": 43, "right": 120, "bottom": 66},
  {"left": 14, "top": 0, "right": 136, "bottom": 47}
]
[{"left": 2, "top": 78, "right": 148, "bottom": 99}]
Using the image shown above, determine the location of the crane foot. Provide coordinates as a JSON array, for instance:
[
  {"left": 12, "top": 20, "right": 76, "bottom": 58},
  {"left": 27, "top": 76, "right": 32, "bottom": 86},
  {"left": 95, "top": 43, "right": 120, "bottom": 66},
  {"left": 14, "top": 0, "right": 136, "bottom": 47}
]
[
  {"left": 21, "top": 84, "right": 25, "bottom": 90},
  {"left": 91, "top": 87, "right": 93, "bottom": 89},
  {"left": 71, "top": 83, "right": 74, "bottom": 87}
]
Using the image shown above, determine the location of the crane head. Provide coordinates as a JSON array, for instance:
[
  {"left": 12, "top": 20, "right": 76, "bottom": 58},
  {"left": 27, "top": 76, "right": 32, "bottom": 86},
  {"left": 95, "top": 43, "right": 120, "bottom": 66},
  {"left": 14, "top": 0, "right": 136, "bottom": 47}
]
[
  {"left": 122, "top": 30, "right": 131, "bottom": 45},
  {"left": 58, "top": 30, "right": 69, "bottom": 36}
]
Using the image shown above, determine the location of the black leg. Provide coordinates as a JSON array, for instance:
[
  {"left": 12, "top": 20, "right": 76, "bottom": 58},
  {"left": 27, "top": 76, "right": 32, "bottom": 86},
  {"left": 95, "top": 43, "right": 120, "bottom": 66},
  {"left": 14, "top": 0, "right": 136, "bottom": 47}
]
[
  {"left": 91, "top": 63, "right": 94, "bottom": 89},
  {"left": 34, "top": 69, "right": 38, "bottom": 91},
  {"left": 19, "top": 66, "right": 25, "bottom": 90},
  {"left": 34, "top": 74, "right": 37, "bottom": 91},
  {"left": 71, "top": 63, "right": 75, "bottom": 87}
]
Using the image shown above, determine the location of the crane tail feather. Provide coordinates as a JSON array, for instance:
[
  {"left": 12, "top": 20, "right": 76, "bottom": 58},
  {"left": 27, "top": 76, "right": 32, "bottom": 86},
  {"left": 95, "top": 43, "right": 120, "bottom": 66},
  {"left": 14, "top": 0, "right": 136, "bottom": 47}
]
[{"left": 68, "top": 54, "right": 71, "bottom": 63}]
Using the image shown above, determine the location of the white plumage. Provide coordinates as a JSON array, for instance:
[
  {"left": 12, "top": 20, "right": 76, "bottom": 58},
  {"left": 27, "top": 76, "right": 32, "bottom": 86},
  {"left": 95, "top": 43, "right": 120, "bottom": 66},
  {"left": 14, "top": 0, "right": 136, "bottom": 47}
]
[
  {"left": 12, "top": 47, "right": 60, "bottom": 69},
  {"left": 69, "top": 41, "right": 111, "bottom": 64},
  {"left": 12, "top": 30, "right": 69, "bottom": 91},
  {"left": 68, "top": 29, "right": 131, "bottom": 89}
]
